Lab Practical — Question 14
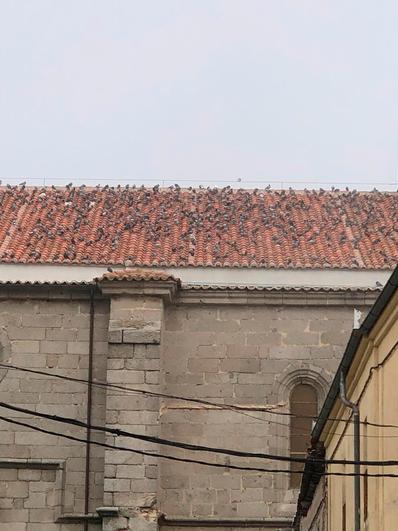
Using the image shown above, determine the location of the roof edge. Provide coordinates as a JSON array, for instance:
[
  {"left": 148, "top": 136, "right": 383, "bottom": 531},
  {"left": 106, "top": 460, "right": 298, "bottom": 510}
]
[
  {"left": 0, "top": 279, "right": 382, "bottom": 294},
  {"left": 312, "top": 264, "right": 398, "bottom": 441},
  {"left": 0, "top": 258, "right": 396, "bottom": 271}
]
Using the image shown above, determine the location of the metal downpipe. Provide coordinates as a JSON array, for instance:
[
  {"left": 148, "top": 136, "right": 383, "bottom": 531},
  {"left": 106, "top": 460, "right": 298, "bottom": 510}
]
[
  {"left": 339, "top": 371, "right": 360, "bottom": 531},
  {"left": 84, "top": 287, "right": 95, "bottom": 531}
]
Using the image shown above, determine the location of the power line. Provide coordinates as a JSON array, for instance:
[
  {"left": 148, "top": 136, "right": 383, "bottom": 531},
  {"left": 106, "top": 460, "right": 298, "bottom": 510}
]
[
  {"left": 0, "top": 358, "right": 390, "bottom": 440},
  {"left": 251, "top": 411, "right": 398, "bottom": 439},
  {"left": 230, "top": 405, "right": 398, "bottom": 439},
  {"left": 2, "top": 400, "right": 398, "bottom": 467},
  {"left": 0, "top": 414, "right": 397, "bottom": 479},
  {"left": 0, "top": 401, "right": 315, "bottom": 465},
  {"left": 236, "top": 402, "right": 398, "bottom": 430},
  {"left": 2, "top": 362, "right": 398, "bottom": 431},
  {"left": 2, "top": 177, "right": 397, "bottom": 187},
  {"left": 0, "top": 414, "right": 297, "bottom": 475},
  {"left": 0, "top": 362, "right": 276, "bottom": 413},
  {"left": 3, "top": 361, "right": 381, "bottom": 441},
  {"left": 4, "top": 362, "right": 309, "bottom": 439}
]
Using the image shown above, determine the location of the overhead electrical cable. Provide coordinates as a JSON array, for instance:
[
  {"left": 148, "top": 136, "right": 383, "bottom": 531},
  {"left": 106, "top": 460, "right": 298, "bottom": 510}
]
[
  {"left": 2, "top": 401, "right": 398, "bottom": 467},
  {"left": 0, "top": 414, "right": 297, "bottom": 475},
  {"left": 0, "top": 414, "right": 397, "bottom": 478},
  {"left": 2, "top": 362, "right": 398, "bottom": 431}
]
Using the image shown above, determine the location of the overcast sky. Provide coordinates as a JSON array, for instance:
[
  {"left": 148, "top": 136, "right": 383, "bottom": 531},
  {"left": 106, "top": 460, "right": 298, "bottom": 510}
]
[{"left": 1, "top": 1, "right": 398, "bottom": 189}]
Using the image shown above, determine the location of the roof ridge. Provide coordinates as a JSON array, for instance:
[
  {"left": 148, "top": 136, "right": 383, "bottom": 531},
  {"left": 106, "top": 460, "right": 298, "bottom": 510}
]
[{"left": 0, "top": 184, "right": 397, "bottom": 195}]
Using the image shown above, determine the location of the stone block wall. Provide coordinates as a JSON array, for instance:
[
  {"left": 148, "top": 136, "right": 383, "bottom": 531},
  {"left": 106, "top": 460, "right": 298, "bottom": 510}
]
[
  {"left": 0, "top": 282, "right": 375, "bottom": 530},
  {"left": 102, "top": 291, "right": 164, "bottom": 531},
  {"left": 0, "top": 289, "right": 109, "bottom": 530},
  {"left": 160, "top": 301, "right": 368, "bottom": 524},
  {"left": 0, "top": 462, "right": 62, "bottom": 531}
]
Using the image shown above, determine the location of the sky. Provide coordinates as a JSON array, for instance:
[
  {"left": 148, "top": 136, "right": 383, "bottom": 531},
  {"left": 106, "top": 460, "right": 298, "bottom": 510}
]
[{"left": 1, "top": 0, "right": 398, "bottom": 190}]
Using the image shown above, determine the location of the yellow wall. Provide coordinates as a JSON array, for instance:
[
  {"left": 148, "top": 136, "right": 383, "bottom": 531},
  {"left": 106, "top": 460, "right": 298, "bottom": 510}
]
[{"left": 322, "top": 292, "right": 398, "bottom": 530}]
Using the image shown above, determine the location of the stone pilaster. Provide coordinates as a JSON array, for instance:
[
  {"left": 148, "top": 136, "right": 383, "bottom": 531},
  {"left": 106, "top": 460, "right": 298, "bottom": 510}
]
[{"left": 98, "top": 276, "right": 178, "bottom": 531}]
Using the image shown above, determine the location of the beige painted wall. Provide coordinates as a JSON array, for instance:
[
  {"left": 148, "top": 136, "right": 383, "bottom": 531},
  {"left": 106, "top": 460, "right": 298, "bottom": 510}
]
[{"left": 313, "top": 291, "right": 398, "bottom": 531}]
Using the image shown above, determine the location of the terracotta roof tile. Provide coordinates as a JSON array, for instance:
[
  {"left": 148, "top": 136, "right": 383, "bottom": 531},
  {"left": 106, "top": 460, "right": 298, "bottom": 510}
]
[
  {"left": 183, "top": 284, "right": 381, "bottom": 292},
  {"left": 0, "top": 185, "right": 397, "bottom": 269},
  {"left": 98, "top": 268, "right": 179, "bottom": 282},
  {"left": 0, "top": 279, "right": 380, "bottom": 292}
]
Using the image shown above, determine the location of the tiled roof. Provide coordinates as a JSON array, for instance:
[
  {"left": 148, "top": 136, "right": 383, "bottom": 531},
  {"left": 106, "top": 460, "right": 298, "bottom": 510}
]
[
  {"left": 183, "top": 284, "right": 381, "bottom": 292},
  {"left": 97, "top": 268, "right": 179, "bottom": 283},
  {"left": 0, "top": 185, "right": 397, "bottom": 269},
  {"left": 0, "top": 280, "right": 93, "bottom": 286},
  {"left": 0, "top": 278, "right": 381, "bottom": 293}
]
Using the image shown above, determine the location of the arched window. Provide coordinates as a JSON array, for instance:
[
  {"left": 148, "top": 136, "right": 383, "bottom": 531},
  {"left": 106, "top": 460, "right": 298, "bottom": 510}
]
[{"left": 290, "top": 383, "right": 318, "bottom": 488}]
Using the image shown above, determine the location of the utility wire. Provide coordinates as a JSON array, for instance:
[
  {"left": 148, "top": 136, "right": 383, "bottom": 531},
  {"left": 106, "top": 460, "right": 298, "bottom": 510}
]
[
  {"left": 0, "top": 363, "right": 309, "bottom": 441},
  {"left": 1, "top": 362, "right": 396, "bottom": 442},
  {"left": 3, "top": 361, "right": 381, "bottom": 440},
  {"left": 0, "top": 414, "right": 397, "bottom": 478},
  {"left": 251, "top": 412, "right": 398, "bottom": 439},
  {"left": 3, "top": 177, "right": 397, "bottom": 187},
  {"left": 0, "top": 401, "right": 317, "bottom": 465},
  {"left": 0, "top": 362, "right": 279, "bottom": 414},
  {"left": 2, "top": 362, "right": 398, "bottom": 431},
  {"left": 0, "top": 414, "right": 297, "bottom": 475},
  {"left": 0, "top": 359, "right": 388, "bottom": 440},
  {"left": 1, "top": 362, "right": 303, "bottom": 429},
  {"left": 228, "top": 406, "right": 398, "bottom": 440},
  {"left": 2, "top": 401, "right": 398, "bottom": 467}
]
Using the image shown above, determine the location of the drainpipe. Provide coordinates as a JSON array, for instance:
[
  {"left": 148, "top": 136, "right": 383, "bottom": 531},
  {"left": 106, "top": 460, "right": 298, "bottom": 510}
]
[
  {"left": 84, "top": 287, "right": 95, "bottom": 531},
  {"left": 339, "top": 371, "right": 360, "bottom": 531}
]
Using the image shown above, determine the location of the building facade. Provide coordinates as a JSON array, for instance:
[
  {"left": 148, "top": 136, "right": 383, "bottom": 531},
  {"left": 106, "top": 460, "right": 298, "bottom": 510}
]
[
  {"left": 295, "top": 267, "right": 398, "bottom": 531},
  {"left": 0, "top": 271, "right": 380, "bottom": 531},
  {"left": 0, "top": 186, "right": 396, "bottom": 530}
]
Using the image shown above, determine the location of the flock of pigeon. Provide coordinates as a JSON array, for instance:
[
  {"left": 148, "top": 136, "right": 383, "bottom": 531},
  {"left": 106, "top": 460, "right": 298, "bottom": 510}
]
[{"left": 0, "top": 183, "right": 396, "bottom": 269}]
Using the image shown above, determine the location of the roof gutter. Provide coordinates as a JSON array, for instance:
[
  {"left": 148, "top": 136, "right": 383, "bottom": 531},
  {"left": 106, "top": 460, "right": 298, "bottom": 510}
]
[{"left": 311, "top": 329, "right": 362, "bottom": 441}]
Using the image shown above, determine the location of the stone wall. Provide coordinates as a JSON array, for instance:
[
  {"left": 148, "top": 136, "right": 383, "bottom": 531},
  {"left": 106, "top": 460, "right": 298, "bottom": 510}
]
[
  {"left": 0, "top": 283, "right": 374, "bottom": 530},
  {"left": 103, "top": 294, "right": 162, "bottom": 519},
  {"left": 0, "top": 288, "right": 109, "bottom": 530},
  {"left": 0, "top": 463, "right": 60, "bottom": 530},
  {"left": 160, "top": 300, "right": 366, "bottom": 525},
  {"left": 97, "top": 278, "right": 179, "bottom": 531}
]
